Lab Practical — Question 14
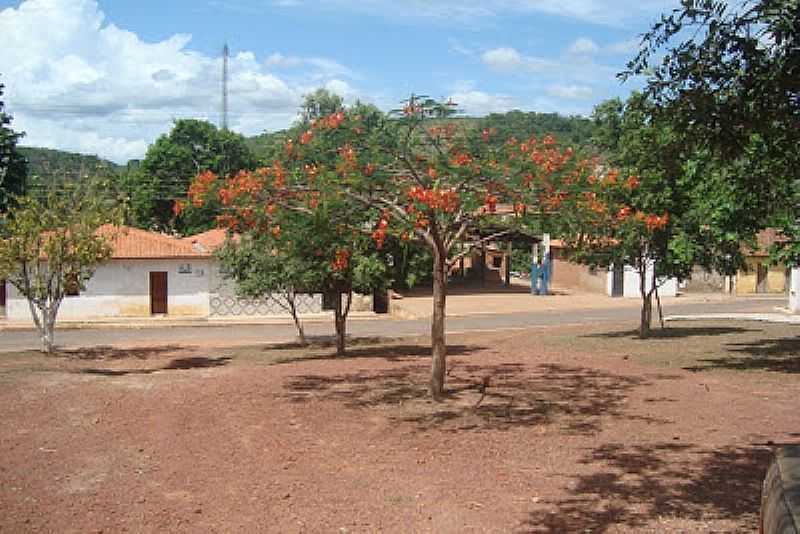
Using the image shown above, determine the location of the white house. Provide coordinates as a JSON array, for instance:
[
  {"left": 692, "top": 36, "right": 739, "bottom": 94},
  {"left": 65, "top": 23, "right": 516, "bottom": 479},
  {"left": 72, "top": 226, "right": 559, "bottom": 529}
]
[{"left": 1, "top": 226, "right": 322, "bottom": 322}]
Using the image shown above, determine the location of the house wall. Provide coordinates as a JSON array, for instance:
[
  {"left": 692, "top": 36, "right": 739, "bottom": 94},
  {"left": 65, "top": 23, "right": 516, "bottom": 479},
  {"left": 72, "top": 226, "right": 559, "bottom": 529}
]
[
  {"left": 736, "top": 257, "right": 787, "bottom": 295},
  {"left": 621, "top": 265, "right": 678, "bottom": 298},
  {"left": 550, "top": 257, "right": 607, "bottom": 294},
  {"left": 6, "top": 259, "right": 212, "bottom": 321},
  {"left": 683, "top": 266, "right": 725, "bottom": 293}
]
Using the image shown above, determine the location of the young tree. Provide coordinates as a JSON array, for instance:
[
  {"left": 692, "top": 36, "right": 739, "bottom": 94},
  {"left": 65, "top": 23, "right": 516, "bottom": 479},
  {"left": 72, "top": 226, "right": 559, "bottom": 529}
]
[
  {"left": 189, "top": 167, "right": 388, "bottom": 356},
  {"left": 213, "top": 204, "right": 388, "bottom": 352},
  {"left": 0, "top": 79, "right": 27, "bottom": 213},
  {"left": 216, "top": 231, "right": 316, "bottom": 346},
  {"left": 0, "top": 189, "right": 120, "bottom": 352},
  {"left": 191, "top": 97, "right": 580, "bottom": 398},
  {"left": 560, "top": 93, "right": 782, "bottom": 337}
]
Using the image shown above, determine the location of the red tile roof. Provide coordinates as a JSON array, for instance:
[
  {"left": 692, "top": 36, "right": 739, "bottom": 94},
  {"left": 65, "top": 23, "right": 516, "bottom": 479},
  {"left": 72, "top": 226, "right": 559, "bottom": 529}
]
[
  {"left": 97, "top": 225, "right": 210, "bottom": 259},
  {"left": 183, "top": 228, "right": 234, "bottom": 254},
  {"left": 746, "top": 228, "right": 786, "bottom": 257}
]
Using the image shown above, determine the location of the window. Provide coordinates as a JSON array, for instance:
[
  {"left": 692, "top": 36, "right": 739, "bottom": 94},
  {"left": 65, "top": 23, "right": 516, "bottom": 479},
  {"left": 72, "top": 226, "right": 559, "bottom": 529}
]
[
  {"left": 492, "top": 256, "right": 503, "bottom": 268},
  {"left": 65, "top": 273, "right": 80, "bottom": 297}
]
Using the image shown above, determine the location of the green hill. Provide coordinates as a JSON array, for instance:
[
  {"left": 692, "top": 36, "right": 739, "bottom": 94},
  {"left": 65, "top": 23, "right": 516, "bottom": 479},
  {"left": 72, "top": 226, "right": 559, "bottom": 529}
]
[{"left": 19, "top": 146, "right": 122, "bottom": 194}]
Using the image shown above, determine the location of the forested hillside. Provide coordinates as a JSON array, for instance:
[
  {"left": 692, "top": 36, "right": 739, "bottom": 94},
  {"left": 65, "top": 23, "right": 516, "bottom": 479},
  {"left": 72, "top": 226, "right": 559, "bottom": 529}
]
[
  {"left": 18, "top": 146, "right": 122, "bottom": 195},
  {"left": 244, "top": 109, "right": 592, "bottom": 163}
]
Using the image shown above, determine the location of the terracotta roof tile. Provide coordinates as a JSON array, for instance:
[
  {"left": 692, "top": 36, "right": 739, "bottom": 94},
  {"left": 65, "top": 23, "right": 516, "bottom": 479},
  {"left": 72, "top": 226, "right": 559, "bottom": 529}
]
[
  {"left": 183, "top": 228, "right": 235, "bottom": 254},
  {"left": 97, "top": 225, "right": 210, "bottom": 259},
  {"left": 745, "top": 228, "right": 786, "bottom": 257}
]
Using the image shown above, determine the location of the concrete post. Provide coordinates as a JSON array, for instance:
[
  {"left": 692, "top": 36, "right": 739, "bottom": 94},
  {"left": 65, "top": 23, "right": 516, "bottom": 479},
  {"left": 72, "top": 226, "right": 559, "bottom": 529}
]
[{"left": 789, "top": 267, "right": 800, "bottom": 313}]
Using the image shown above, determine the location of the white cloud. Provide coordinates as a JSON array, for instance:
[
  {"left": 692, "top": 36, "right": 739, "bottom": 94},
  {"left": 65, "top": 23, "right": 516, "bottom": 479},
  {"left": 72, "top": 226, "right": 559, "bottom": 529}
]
[
  {"left": 447, "top": 89, "right": 516, "bottom": 116},
  {"left": 547, "top": 84, "right": 593, "bottom": 100},
  {"left": 605, "top": 38, "right": 640, "bottom": 55},
  {"left": 481, "top": 47, "right": 557, "bottom": 73},
  {"left": 229, "top": 0, "right": 675, "bottom": 27},
  {"left": 567, "top": 37, "right": 599, "bottom": 56},
  {"left": 481, "top": 47, "right": 524, "bottom": 71},
  {"left": 0, "top": 0, "right": 362, "bottom": 163}
]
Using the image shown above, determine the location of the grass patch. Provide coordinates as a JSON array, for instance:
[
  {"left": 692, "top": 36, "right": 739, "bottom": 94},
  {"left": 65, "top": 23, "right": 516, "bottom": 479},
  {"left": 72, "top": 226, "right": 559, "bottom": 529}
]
[{"left": 538, "top": 320, "right": 800, "bottom": 375}]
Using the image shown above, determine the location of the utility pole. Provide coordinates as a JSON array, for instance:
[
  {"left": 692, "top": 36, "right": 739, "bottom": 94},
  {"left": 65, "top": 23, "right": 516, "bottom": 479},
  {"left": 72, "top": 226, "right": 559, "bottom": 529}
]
[{"left": 221, "top": 43, "right": 229, "bottom": 131}]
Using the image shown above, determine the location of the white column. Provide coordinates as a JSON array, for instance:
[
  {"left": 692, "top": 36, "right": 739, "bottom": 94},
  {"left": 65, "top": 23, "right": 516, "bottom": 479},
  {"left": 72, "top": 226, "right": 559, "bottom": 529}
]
[{"left": 789, "top": 267, "right": 800, "bottom": 313}]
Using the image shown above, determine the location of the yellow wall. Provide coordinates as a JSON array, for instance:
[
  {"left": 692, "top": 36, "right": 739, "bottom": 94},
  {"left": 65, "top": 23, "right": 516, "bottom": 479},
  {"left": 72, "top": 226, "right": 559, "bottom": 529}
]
[{"left": 736, "top": 257, "right": 787, "bottom": 295}]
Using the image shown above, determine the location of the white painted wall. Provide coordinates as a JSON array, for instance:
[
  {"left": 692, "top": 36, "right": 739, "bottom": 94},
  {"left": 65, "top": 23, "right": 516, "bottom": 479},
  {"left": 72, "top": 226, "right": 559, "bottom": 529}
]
[
  {"left": 604, "top": 262, "right": 678, "bottom": 298},
  {"left": 789, "top": 268, "right": 800, "bottom": 313},
  {"left": 621, "top": 264, "right": 678, "bottom": 298},
  {"left": 6, "top": 259, "right": 211, "bottom": 321}
]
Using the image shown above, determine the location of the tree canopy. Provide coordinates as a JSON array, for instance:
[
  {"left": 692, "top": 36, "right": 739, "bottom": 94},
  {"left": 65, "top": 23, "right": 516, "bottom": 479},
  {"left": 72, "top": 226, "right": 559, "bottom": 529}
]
[
  {"left": 0, "top": 79, "right": 27, "bottom": 213},
  {"left": 126, "top": 119, "right": 257, "bottom": 235},
  {"left": 190, "top": 96, "right": 583, "bottom": 398},
  {"left": 625, "top": 0, "right": 800, "bottom": 261}
]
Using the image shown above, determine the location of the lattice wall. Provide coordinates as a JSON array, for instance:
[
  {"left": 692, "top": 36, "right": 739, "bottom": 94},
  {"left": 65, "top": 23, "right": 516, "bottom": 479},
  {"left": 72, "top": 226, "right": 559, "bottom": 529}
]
[{"left": 209, "top": 276, "right": 322, "bottom": 317}]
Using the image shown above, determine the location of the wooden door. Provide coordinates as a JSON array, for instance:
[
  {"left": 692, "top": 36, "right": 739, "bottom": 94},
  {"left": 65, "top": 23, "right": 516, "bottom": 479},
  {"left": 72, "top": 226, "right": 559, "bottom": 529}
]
[
  {"left": 0, "top": 279, "right": 6, "bottom": 309},
  {"left": 149, "top": 272, "right": 168, "bottom": 314}
]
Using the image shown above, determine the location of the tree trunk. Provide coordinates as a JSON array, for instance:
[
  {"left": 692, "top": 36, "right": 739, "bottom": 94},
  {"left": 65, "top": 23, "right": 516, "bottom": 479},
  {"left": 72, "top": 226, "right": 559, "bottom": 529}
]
[
  {"left": 333, "top": 290, "right": 346, "bottom": 356},
  {"left": 41, "top": 306, "right": 56, "bottom": 353},
  {"left": 430, "top": 247, "right": 448, "bottom": 400},
  {"left": 287, "top": 294, "right": 307, "bottom": 346},
  {"left": 638, "top": 267, "right": 652, "bottom": 338}
]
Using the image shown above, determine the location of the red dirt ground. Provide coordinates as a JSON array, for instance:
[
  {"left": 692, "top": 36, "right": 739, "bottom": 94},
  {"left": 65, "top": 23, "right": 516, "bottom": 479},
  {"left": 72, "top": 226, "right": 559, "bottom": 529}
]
[{"left": 0, "top": 323, "right": 797, "bottom": 533}]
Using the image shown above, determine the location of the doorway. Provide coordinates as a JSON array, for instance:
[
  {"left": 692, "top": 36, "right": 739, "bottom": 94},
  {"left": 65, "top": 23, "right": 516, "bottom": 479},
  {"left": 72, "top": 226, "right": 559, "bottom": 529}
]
[
  {"left": 0, "top": 279, "right": 6, "bottom": 318},
  {"left": 149, "top": 272, "right": 168, "bottom": 314},
  {"left": 611, "top": 266, "right": 624, "bottom": 297}
]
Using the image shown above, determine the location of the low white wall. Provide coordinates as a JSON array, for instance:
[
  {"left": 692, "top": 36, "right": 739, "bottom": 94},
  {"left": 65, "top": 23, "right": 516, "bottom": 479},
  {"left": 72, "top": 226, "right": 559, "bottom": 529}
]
[
  {"left": 616, "top": 264, "right": 678, "bottom": 299},
  {"left": 6, "top": 259, "right": 211, "bottom": 321}
]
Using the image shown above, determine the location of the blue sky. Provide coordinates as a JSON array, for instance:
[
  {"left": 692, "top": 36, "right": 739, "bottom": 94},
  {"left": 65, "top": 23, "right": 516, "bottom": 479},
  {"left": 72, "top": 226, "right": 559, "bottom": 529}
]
[{"left": 0, "top": 0, "right": 676, "bottom": 163}]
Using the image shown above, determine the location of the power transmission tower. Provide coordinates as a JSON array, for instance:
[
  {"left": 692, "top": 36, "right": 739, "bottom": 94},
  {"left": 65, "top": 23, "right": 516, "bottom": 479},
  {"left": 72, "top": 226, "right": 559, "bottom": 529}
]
[{"left": 221, "top": 43, "right": 229, "bottom": 131}]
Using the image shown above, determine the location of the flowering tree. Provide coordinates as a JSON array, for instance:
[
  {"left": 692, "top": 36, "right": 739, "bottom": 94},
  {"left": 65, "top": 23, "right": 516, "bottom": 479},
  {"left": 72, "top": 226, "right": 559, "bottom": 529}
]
[
  {"left": 189, "top": 168, "right": 387, "bottom": 356},
  {"left": 190, "top": 97, "right": 580, "bottom": 398},
  {"left": 559, "top": 93, "right": 773, "bottom": 337}
]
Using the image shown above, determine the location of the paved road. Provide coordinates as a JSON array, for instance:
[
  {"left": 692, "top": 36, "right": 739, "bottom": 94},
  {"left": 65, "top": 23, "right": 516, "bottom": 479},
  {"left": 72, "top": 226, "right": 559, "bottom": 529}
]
[{"left": 0, "top": 297, "right": 786, "bottom": 352}]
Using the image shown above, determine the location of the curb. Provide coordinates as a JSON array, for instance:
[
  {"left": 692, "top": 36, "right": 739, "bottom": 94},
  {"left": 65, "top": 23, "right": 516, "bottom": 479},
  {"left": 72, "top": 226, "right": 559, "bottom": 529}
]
[
  {"left": 0, "top": 311, "right": 384, "bottom": 332},
  {"left": 665, "top": 313, "right": 800, "bottom": 325}
]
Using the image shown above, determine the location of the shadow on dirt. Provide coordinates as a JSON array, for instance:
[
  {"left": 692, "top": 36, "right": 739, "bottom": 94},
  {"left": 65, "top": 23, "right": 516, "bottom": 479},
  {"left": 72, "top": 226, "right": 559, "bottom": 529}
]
[
  {"left": 283, "top": 355, "right": 663, "bottom": 433},
  {"left": 58, "top": 345, "right": 185, "bottom": 361},
  {"left": 682, "top": 337, "right": 800, "bottom": 374},
  {"left": 273, "top": 343, "right": 483, "bottom": 364},
  {"left": 585, "top": 326, "right": 757, "bottom": 340},
  {"left": 518, "top": 443, "right": 771, "bottom": 532},
  {"left": 82, "top": 356, "right": 231, "bottom": 376}
]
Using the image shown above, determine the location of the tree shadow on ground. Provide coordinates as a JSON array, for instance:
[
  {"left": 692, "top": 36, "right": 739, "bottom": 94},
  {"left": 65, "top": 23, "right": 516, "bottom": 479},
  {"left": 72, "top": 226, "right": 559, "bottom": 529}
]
[
  {"left": 272, "top": 343, "right": 483, "bottom": 364},
  {"left": 283, "top": 355, "right": 663, "bottom": 433},
  {"left": 585, "top": 326, "right": 757, "bottom": 340},
  {"left": 264, "top": 336, "right": 394, "bottom": 351},
  {"left": 58, "top": 345, "right": 185, "bottom": 361},
  {"left": 519, "top": 443, "right": 771, "bottom": 532},
  {"left": 683, "top": 337, "right": 800, "bottom": 374},
  {"left": 81, "top": 356, "right": 231, "bottom": 376}
]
